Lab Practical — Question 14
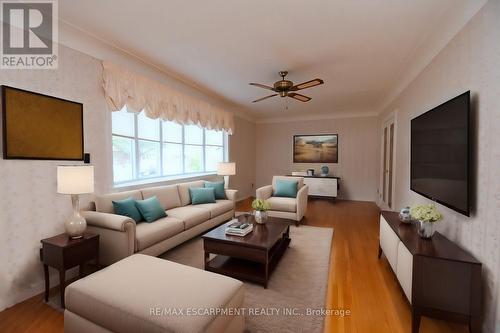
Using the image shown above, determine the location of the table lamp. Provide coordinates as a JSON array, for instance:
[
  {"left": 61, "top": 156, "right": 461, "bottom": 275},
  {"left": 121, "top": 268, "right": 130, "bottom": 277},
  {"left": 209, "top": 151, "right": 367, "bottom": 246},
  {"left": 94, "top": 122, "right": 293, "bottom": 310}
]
[
  {"left": 217, "top": 162, "right": 236, "bottom": 189},
  {"left": 57, "top": 165, "right": 94, "bottom": 239}
]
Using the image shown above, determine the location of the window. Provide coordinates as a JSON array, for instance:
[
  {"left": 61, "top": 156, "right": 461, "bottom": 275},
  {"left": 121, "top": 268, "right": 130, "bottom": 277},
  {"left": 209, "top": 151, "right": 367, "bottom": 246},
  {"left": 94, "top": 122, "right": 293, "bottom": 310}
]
[{"left": 112, "top": 107, "right": 227, "bottom": 184}]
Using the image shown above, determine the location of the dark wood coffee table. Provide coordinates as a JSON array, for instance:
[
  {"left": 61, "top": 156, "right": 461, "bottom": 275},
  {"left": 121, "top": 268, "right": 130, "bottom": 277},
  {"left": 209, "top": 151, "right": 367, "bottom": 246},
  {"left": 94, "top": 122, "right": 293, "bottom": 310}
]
[{"left": 202, "top": 214, "right": 292, "bottom": 288}]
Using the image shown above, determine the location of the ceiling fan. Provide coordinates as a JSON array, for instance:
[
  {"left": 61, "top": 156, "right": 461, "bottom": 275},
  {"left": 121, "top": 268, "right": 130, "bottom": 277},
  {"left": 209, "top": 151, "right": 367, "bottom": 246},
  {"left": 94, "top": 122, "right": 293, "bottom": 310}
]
[{"left": 249, "top": 71, "right": 324, "bottom": 103}]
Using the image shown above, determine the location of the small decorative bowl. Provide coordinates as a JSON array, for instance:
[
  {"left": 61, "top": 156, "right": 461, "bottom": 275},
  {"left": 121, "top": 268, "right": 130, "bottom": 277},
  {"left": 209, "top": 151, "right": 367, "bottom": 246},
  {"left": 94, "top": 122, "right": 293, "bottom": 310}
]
[{"left": 399, "top": 207, "right": 412, "bottom": 224}]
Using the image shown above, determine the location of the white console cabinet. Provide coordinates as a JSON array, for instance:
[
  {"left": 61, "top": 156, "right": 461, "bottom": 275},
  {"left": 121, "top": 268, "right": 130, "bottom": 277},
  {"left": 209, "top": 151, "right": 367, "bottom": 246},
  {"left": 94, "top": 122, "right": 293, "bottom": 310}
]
[
  {"left": 379, "top": 214, "right": 413, "bottom": 302},
  {"left": 297, "top": 176, "right": 339, "bottom": 198}
]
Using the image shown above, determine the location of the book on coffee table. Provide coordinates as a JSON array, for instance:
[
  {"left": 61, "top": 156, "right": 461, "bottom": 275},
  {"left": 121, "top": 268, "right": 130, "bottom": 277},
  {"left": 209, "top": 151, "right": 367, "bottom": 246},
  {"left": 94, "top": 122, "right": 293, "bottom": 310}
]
[{"left": 225, "top": 219, "right": 253, "bottom": 236}]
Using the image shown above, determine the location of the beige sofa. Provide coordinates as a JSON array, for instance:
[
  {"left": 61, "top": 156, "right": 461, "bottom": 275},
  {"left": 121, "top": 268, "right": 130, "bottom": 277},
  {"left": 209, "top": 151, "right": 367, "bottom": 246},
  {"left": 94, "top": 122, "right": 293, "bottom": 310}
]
[
  {"left": 256, "top": 176, "right": 308, "bottom": 224},
  {"left": 82, "top": 180, "right": 237, "bottom": 266}
]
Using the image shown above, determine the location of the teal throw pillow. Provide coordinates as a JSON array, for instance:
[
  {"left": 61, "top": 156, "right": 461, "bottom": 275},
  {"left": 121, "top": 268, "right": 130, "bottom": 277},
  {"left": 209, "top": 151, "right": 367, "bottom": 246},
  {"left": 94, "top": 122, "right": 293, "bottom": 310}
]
[
  {"left": 190, "top": 187, "right": 216, "bottom": 205},
  {"left": 135, "top": 196, "right": 167, "bottom": 223},
  {"left": 205, "top": 181, "right": 226, "bottom": 199},
  {"left": 274, "top": 179, "right": 299, "bottom": 198},
  {"left": 112, "top": 197, "right": 143, "bottom": 223}
]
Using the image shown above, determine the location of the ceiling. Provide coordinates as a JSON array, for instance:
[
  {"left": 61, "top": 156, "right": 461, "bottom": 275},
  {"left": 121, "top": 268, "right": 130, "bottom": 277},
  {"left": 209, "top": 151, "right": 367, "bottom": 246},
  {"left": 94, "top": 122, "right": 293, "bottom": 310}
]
[{"left": 58, "top": 0, "right": 484, "bottom": 120}]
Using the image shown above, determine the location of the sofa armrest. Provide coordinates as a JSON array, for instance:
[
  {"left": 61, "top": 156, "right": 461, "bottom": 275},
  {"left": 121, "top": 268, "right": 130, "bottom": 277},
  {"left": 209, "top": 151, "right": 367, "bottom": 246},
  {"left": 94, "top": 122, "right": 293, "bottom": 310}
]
[
  {"left": 81, "top": 211, "right": 136, "bottom": 266},
  {"left": 81, "top": 211, "right": 135, "bottom": 232},
  {"left": 225, "top": 189, "right": 238, "bottom": 202},
  {"left": 256, "top": 185, "right": 273, "bottom": 200},
  {"left": 296, "top": 185, "right": 309, "bottom": 221}
]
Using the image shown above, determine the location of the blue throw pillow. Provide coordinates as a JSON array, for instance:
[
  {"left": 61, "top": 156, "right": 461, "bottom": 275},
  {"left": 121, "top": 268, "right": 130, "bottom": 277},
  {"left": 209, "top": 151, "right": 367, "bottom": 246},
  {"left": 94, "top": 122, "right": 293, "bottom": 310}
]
[
  {"left": 274, "top": 179, "right": 299, "bottom": 198},
  {"left": 190, "top": 187, "right": 216, "bottom": 205},
  {"left": 135, "top": 196, "right": 167, "bottom": 223},
  {"left": 205, "top": 181, "right": 226, "bottom": 199},
  {"left": 112, "top": 197, "right": 143, "bottom": 223}
]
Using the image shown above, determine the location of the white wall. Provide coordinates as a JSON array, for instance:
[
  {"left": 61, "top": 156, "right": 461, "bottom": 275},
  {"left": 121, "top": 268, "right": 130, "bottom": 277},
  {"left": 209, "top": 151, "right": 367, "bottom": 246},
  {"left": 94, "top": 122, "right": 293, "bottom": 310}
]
[
  {"left": 230, "top": 116, "right": 256, "bottom": 200},
  {"left": 0, "top": 39, "right": 256, "bottom": 311},
  {"left": 255, "top": 116, "right": 379, "bottom": 202},
  {"left": 0, "top": 45, "right": 109, "bottom": 310},
  {"left": 379, "top": 1, "right": 500, "bottom": 331}
]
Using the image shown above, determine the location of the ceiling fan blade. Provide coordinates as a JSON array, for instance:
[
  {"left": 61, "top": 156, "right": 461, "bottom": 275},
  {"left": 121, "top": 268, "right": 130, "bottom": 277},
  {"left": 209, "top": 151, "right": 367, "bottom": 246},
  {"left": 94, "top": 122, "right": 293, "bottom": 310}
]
[
  {"left": 252, "top": 94, "right": 278, "bottom": 103},
  {"left": 287, "top": 92, "right": 311, "bottom": 102},
  {"left": 290, "top": 78, "right": 324, "bottom": 91},
  {"left": 249, "top": 83, "right": 276, "bottom": 91}
]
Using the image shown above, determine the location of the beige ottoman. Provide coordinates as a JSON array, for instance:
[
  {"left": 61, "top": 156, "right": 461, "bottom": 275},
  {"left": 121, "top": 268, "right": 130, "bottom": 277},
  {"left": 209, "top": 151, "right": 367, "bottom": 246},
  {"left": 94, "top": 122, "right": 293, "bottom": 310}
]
[{"left": 64, "top": 254, "right": 244, "bottom": 333}]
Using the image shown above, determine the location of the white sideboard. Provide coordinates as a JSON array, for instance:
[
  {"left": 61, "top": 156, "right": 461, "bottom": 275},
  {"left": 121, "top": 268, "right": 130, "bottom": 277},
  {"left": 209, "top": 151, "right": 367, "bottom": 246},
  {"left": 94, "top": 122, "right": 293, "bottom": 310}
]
[
  {"left": 303, "top": 176, "right": 338, "bottom": 198},
  {"left": 379, "top": 214, "right": 413, "bottom": 302}
]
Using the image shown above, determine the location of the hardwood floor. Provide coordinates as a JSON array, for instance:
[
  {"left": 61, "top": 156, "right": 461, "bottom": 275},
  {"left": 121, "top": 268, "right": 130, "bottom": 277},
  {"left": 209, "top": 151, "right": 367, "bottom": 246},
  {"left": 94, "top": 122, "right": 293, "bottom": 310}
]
[{"left": 0, "top": 198, "right": 470, "bottom": 333}]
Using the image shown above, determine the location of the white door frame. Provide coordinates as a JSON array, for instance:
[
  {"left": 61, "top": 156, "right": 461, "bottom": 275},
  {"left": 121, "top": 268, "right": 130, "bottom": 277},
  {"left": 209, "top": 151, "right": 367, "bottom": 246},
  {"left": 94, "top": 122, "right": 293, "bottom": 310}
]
[{"left": 379, "top": 111, "right": 398, "bottom": 210}]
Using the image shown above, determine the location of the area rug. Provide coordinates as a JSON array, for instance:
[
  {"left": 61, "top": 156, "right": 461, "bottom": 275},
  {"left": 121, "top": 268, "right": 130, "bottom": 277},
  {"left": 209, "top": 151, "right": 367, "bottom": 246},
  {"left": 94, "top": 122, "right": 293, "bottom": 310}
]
[{"left": 161, "top": 224, "right": 333, "bottom": 333}]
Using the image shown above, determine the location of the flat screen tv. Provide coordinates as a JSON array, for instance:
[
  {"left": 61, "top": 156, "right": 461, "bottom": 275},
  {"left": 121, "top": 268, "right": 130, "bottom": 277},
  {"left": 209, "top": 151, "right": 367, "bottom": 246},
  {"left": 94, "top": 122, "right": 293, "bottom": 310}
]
[
  {"left": 410, "top": 91, "right": 470, "bottom": 216},
  {"left": 1, "top": 85, "right": 84, "bottom": 160}
]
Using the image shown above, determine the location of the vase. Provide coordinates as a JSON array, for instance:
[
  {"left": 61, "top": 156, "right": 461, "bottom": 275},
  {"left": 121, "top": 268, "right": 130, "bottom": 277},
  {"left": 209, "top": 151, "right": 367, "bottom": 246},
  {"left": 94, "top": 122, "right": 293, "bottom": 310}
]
[
  {"left": 418, "top": 220, "right": 436, "bottom": 239},
  {"left": 65, "top": 194, "right": 86, "bottom": 239},
  {"left": 254, "top": 210, "right": 268, "bottom": 224}
]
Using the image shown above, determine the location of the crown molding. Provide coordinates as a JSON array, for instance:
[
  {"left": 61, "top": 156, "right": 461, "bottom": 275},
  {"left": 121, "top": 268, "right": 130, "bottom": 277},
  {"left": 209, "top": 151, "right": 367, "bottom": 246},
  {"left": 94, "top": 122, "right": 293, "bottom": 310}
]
[
  {"left": 376, "top": 0, "right": 487, "bottom": 114},
  {"left": 255, "top": 111, "right": 378, "bottom": 124}
]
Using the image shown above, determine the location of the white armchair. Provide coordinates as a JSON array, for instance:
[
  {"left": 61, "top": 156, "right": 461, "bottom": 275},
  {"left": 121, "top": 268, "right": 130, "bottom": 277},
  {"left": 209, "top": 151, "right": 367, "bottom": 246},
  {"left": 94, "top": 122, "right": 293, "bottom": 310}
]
[{"left": 256, "top": 176, "right": 308, "bottom": 224}]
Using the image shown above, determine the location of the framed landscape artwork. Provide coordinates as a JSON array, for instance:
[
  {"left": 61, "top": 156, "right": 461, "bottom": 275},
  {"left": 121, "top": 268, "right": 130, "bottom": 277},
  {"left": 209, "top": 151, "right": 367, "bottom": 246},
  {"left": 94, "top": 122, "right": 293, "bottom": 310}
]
[{"left": 293, "top": 134, "right": 338, "bottom": 163}]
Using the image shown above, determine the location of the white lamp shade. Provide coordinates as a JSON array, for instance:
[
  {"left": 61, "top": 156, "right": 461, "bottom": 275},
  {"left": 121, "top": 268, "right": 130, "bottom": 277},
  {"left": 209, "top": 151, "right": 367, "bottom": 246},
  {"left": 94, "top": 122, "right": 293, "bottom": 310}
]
[
  {"left": 57, "top": 166, "right": 94, "bottom": 194},
  {"left": 217, "top": 162, "right": 236, "bottom": 176}
]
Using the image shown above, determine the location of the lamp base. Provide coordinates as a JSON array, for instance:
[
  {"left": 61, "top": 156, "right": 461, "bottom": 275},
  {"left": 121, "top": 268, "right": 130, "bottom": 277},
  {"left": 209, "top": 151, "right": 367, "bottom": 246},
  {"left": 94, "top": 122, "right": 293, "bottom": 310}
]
[
  {"left": 65, "top": 214, "right": 87, "bottom": 239},
  {"left": 65, "top": 194, "right": 87, "bottom": 239},
  {"left": 69, "top": 234, "right": 84, "bottom": 240}
]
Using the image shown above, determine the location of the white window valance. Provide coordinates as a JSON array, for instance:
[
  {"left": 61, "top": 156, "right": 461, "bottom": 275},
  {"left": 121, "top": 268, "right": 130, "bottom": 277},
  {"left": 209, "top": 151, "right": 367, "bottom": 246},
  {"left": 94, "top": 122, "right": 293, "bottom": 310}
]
[{"left": 101, "top": 61, "right": 234, "bottom": 134}]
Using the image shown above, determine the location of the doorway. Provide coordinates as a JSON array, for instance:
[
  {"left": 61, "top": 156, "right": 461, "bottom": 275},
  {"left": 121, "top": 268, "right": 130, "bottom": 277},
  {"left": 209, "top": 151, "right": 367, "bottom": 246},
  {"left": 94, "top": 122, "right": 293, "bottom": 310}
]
[{"left": 380, "top": 115, "right": 396, "bottom": 209}]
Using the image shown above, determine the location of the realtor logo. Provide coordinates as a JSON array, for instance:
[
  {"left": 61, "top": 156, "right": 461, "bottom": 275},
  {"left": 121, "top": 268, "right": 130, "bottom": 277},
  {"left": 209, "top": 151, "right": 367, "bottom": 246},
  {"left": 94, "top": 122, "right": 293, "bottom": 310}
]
[{"left": 1, "top": 0, "right": 58, "bottom": 69}]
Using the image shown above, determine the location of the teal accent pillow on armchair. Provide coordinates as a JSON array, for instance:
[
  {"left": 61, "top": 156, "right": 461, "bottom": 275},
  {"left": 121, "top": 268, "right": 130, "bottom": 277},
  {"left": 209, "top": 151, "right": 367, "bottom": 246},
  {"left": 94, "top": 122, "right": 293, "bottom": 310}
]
[
  {"left": 190, "top": 187, "right": 216, "bottom": 205},
  {"left": 205, "top": 181, "right": 226, "bottom": 199},
  {"left": 135, "top": 196, "right": 167, "bottom": 223},
  {"left": 274, "top": 179, "right": 299, "bottom": 198},
  {"left": 112, "top": 197, "right": 143, "bottom": 223}
]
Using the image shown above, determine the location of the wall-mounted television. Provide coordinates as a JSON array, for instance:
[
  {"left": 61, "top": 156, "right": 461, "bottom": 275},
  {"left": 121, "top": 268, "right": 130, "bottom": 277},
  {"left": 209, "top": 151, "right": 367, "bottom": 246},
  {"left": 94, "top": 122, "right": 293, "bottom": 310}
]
[
  {"left": 1, "top": 86, "right": 84, "bottom": 160},
  {"left": 410, "top": 91, "right": 470, "bottom": 216}
]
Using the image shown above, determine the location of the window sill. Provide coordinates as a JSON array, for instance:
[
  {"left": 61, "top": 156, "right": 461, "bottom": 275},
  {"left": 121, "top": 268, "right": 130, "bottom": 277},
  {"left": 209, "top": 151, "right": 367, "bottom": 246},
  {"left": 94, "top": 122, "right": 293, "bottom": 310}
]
[{"left": 113, "top": 172, "right": 219, "bottom": 190}]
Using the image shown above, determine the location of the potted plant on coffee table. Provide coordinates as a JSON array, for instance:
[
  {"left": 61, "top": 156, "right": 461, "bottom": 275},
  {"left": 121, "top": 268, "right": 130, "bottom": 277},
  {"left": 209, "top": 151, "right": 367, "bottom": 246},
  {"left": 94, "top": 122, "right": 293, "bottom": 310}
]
[{"left": 252, "top": 199, "right": 271, "bottom": 224}]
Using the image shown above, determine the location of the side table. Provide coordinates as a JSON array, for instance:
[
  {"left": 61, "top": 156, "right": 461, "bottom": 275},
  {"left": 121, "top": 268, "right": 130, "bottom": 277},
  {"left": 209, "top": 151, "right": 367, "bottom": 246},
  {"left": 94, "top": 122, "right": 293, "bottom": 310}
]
[{"left": 40, "top": 232, "right": 99, "bottom": 308}]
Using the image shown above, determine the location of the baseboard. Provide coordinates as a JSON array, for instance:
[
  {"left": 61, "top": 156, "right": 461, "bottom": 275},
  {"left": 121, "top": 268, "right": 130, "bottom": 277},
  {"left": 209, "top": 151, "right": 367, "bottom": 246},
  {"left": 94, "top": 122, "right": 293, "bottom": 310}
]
[{"left": 236, "top": 195, "right": 252, "bottom": 202}]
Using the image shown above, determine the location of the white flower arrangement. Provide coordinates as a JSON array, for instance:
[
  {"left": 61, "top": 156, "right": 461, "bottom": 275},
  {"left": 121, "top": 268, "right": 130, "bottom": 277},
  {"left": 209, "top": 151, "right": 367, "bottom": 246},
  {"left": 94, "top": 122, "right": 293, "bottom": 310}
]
[{"left": 410, "top": 204, "right": 443, "bottom": 222}]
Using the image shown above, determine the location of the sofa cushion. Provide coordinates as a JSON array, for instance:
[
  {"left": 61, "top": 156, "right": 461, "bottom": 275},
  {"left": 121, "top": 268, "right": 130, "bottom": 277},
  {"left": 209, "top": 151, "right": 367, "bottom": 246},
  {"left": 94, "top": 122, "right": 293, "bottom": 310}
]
[
  {"left": 190, "top": 187, "right": 216, "bottom": 205},
  {"left": 141, "top": 185, "right": 181, "bottom": 210},
  {"left": 65, "top": 254, "right": 244, "bottom": 333},
  {"left": 204, "top": 181, "right": 226, "bottom": 199},
  {"left": 272, "top": 176, "right": 304, "bottom": 192},
  {"left": 177, "top": 180, "right": 205, "bottom": 206},
  {"left": 95, "top": 190, "right": 143, "bottom": 214},
  {"left": 166, "top": 206, "right": 210, "bottom": 229},
  {"left": 135, "top": 217, "right": 184, "bottom": 250},
  {"left": 112, "top": 197, "right": 143, "bottom": 223},
  {"left": 194, "top": 200, "right": 234, "bottom": 218},
  {"left": 267, "top": 196, "right": 297, "bottom": 213},
  {"left": 135, "top": 196, "right": 167, "bottom": 223}
]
